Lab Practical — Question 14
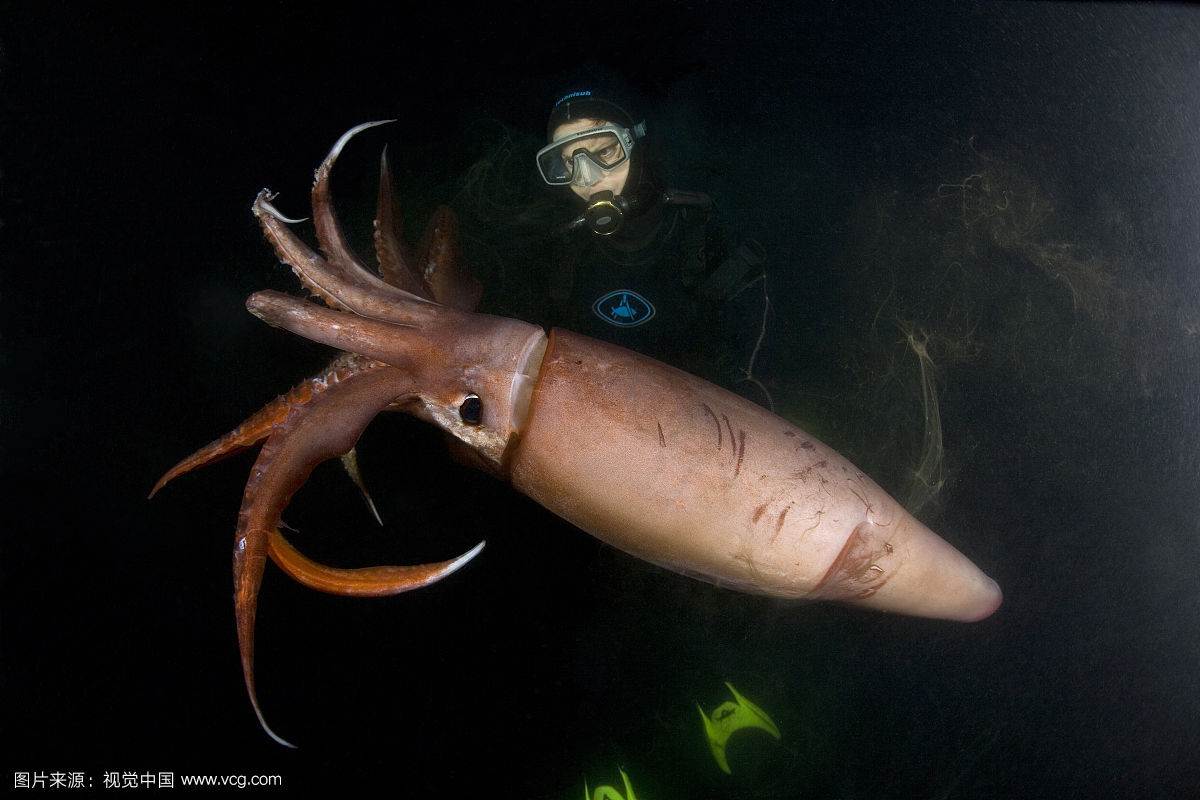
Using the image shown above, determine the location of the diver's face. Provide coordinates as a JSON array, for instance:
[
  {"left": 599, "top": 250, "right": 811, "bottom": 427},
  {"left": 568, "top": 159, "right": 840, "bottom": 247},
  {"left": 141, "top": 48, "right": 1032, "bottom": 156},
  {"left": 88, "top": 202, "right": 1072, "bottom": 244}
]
[{"left": 551, "top": 118, "right": 630, "bottom": 200}]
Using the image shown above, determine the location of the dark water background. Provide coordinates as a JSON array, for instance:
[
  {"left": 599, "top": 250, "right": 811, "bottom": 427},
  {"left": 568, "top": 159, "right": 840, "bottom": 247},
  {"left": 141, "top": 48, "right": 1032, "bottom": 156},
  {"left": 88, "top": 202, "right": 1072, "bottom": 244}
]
[{"left": 3, "top": 2, "right": 1198, "bottom": 796}]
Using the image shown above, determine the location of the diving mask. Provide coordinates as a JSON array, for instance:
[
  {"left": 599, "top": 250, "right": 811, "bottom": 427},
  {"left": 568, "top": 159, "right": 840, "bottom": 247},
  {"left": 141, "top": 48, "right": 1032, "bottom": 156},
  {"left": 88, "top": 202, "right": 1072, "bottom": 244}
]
[{"left": 536, "top": 122, "right": 644, "bottom": 187}]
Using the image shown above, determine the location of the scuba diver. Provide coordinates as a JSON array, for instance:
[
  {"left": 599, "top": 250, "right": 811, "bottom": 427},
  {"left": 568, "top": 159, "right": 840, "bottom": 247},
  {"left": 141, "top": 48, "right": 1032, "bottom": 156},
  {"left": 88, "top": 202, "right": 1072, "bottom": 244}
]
[{"left": 531, "top": 88, "right": 768, "bottom": 392}]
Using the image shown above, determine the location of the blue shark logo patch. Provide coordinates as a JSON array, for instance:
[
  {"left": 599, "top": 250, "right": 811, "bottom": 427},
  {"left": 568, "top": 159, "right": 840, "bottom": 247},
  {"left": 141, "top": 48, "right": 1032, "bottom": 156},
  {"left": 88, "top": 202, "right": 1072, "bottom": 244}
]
[{"left": 593, "top": 290, "right": 655, "bottom": 328}]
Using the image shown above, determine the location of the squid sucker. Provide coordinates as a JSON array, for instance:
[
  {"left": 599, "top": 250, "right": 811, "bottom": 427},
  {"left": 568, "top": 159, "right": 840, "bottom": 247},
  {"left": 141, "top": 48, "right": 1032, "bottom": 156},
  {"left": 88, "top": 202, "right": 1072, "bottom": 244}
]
[{"left": 151, "top": 121, "right": 1001, "bottom": 747}]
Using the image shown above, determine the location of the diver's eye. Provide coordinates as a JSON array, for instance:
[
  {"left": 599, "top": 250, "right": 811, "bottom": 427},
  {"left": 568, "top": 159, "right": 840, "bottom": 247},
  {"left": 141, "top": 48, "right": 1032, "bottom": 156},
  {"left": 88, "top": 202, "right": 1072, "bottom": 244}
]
[{"left": 459, "top": 394, "right": 482, "bottom": 425}]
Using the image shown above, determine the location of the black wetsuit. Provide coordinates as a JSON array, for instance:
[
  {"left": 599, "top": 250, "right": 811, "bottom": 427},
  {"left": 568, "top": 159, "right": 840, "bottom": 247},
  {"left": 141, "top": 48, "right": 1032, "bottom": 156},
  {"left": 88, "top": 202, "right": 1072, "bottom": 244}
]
[{"left": 531, "top": 188, "right": 764, "bottom": 389}]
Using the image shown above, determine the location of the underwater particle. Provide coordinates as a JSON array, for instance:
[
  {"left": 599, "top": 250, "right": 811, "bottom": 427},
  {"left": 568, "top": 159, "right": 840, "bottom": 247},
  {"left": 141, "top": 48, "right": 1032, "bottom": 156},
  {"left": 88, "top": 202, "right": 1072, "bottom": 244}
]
[
  {"left": 896, "top": 320, "right": 948, "bottom": 515},
  {"left": 697, "top": 682, "right": 782, "bottom": 774}
]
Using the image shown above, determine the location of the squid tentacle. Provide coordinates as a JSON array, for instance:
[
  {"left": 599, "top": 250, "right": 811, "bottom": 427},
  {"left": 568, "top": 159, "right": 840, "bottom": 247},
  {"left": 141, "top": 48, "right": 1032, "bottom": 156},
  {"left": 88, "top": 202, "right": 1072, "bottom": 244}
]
[
  {"left": 267, "top": 531, "right": 484, "bottom": 596},
  {"left": 148, "top": 352, "right": 369, "bottom": 498},
  {"left": 228, "top": 357, "right": 484, "bottom": 746},
  {"left": 370, "top": 139, "right": 480, "bottom": 310},
  {"left": 251, "top": 124, "right": 437, "bottom": 325},
  {"left": 412, "top": 204, "right": 483, "bottom": 312},
  {"left": 153, "top": 354, "right": 485, "bottom": 746},
  {"left": 153, "top": 123, "right": 493, "bottom": 747},
  {"left": 253, "top": 190, "right": 433, "bottom": 324},
  {"left": 253, "top": 120, "right": 480, "bottom": 324},
  {"left": 338, "top": 448, "right": 382, "bottom": 525},
  {"left": 373, "top": 147, "right": 424, "bottom": 295},
  {"left": 311, "top": 122, "right": 416, "bottom": 296}
]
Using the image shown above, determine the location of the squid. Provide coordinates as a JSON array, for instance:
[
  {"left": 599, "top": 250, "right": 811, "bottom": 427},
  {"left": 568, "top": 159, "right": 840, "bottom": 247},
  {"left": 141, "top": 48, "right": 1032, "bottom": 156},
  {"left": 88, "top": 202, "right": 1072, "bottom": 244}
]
[{"left": 152, "top": 122, "right": 1001, "bottom": 746}]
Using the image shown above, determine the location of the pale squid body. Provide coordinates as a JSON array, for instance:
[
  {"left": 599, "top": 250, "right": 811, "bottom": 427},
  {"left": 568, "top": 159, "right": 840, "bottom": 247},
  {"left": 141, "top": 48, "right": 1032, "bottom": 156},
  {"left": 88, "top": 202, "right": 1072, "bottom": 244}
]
[{"left": 246, "top": 266, "right": 1002, "bottom": 623}]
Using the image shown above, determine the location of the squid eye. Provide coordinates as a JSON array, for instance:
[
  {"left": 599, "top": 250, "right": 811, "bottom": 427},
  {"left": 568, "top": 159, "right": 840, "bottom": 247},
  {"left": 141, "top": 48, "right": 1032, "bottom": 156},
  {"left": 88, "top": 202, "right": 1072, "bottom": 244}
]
[{"left": 459, "top": 394, "right": 482, "bottom": 425}]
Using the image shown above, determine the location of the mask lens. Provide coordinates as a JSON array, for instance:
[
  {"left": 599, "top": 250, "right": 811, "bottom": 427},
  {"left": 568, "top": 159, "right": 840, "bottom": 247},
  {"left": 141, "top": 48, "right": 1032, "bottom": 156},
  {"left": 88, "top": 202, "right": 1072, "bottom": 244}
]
[{"left": 536, "top": 127, "right": 631, "bottom": 185}]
